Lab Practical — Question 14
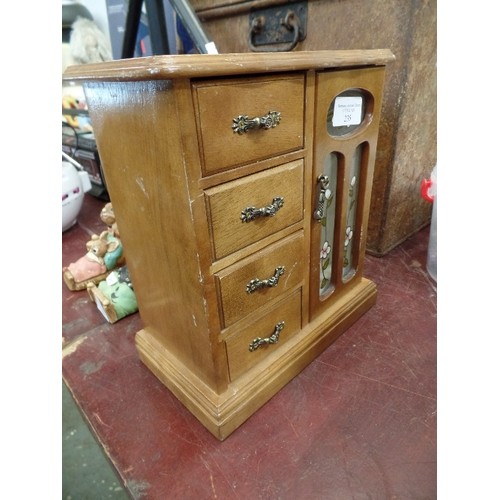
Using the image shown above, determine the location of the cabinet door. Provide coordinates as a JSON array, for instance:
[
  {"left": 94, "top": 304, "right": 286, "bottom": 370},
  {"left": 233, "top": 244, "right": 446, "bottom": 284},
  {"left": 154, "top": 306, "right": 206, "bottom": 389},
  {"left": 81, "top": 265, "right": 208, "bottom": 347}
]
[{"left": 309, "top": 67, "right": 386, "bottom": 319}]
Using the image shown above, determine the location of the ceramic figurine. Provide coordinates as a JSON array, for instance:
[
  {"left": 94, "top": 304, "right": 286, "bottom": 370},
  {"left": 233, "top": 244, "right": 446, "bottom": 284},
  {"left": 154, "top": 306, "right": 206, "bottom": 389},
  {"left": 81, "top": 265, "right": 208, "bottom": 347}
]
[
  {"left": 87, "top": 265, "right": 138, "bottom": 323},
  {"left": 99, "top": 202, "right": 120, "bottom": 237},
  {"left": 62, "top": 202, "right": 124, "bottom": 291}
]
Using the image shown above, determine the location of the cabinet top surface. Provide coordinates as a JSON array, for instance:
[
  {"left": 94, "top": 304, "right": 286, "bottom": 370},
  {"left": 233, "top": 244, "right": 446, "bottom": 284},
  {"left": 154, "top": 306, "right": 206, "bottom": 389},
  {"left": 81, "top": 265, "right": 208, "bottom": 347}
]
[{"left": 63, "top": 49, "right": 394, "bottom": 82}]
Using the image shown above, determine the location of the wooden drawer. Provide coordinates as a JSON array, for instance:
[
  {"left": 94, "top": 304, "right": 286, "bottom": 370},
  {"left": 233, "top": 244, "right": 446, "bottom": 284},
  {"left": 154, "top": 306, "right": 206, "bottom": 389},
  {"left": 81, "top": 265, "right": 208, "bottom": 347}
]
[
  {"left": 193, "top": 74, "right": 305, "bottom": 174},
  {"left": 216, "top": 231, "right": 304, "bottom": 328},
  {"left": 206, "top": 159, "right": 304, "bottom": 260},
  {"left": 225, "top": 289, "right": 302, "bottom": 381}
]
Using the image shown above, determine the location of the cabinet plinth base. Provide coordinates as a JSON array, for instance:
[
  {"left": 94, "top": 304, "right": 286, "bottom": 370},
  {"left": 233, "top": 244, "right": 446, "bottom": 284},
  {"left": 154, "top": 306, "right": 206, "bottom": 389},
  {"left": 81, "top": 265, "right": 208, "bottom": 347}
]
[{"left": 135, "top": 278, "right": 376, "bottom": 440}]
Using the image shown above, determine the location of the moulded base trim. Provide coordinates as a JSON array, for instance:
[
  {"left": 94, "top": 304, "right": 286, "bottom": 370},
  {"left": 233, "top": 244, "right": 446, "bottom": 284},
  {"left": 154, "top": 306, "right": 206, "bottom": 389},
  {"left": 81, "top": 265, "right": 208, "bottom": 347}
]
[{"left": 135, "top": 277, "right": 377, "bottom": 440}]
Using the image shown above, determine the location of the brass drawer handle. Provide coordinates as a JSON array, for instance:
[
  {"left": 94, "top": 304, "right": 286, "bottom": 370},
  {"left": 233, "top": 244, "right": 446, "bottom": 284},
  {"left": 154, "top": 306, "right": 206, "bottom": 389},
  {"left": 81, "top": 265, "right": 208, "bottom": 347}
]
[
  {"left": 241, "top": 196, "right": 284, "bottom": 223},
  {"left": 246, "top": 266, "right": 285, "bottom": 294},
  {"left": 249, "top": 321, "right": 285, "bottom": 352},
  {"left": 232, "top": 110, "right": 281, "bottom": 134}
]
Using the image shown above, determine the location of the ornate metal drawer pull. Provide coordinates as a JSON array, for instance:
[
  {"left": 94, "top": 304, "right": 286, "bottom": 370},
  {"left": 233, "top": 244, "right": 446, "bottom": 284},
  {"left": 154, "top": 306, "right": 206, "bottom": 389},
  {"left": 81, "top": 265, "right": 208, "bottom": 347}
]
[
  {"left": 232, "top": 110, "right": 281, "bottom": 134},
  {"left": 241, "top": 196, "right": 284, "bottom": 223},
  {"left": 313, "top": 174, "right": 330, "bottom": 220},
  {"left": 249, "top": 321, "right": 285, "bottom": 352},
  {"left": 246, "top": 266, "right": 285, "bottom": 294}
]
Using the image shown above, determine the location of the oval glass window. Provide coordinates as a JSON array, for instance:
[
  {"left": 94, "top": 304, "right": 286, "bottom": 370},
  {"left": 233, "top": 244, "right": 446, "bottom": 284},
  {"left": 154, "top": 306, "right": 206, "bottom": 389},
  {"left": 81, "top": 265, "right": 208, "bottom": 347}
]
[{"left": 326, "top": 88, "right": 373, "bottom": 137}]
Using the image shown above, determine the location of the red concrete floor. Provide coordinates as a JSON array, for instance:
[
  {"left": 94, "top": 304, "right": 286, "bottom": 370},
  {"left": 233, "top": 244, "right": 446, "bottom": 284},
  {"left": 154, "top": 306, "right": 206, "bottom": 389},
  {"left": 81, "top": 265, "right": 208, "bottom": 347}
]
[{"left": 62, "top": 194, "right": 437, "bottom": 499}]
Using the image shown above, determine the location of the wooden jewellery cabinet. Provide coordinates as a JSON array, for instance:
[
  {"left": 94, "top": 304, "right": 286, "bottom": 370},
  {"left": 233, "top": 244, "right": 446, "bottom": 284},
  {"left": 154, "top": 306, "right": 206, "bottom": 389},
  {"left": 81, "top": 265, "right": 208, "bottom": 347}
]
[{"left": 64, "top": 50, "right": 394, "bottom": 440}]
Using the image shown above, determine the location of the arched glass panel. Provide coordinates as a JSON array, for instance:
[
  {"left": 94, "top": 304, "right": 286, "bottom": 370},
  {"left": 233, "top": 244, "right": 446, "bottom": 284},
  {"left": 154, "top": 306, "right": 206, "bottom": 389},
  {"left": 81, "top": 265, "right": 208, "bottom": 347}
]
[
  {"left": 319, "top": 153, "right": 339, "bottom": 297},
  {"left": 342, "top": 143, "right": 363, "bottom": 281}
]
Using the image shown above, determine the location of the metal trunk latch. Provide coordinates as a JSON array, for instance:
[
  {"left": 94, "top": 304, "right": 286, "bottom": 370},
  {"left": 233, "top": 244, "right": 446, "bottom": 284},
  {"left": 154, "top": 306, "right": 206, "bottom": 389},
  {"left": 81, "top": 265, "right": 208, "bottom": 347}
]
[{"left": 249, "top": 2, "right": 307, "bottom": 52}]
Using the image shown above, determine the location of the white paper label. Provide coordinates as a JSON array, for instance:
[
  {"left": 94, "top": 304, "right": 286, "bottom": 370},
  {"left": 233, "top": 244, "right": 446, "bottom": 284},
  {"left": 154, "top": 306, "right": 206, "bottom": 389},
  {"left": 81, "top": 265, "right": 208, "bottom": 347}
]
[
  {"left": 332, "top": 96, "right": 363, "bottom": 127},
  {"left": 205, "top": 42, "right": 218, "bottom": 54},
  {"left": 106, "top": 271, "right": 118, "bottom": 286},
  {"left": 95, "top": 297, "right": 111, "bottom": 323}
]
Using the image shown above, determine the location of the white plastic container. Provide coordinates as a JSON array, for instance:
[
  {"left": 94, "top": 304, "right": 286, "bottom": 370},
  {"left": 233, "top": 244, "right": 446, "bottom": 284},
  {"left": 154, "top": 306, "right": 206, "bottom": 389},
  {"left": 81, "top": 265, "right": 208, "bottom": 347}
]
[{"left": 62, "top": 160, "right": 91, "bottom": 232}]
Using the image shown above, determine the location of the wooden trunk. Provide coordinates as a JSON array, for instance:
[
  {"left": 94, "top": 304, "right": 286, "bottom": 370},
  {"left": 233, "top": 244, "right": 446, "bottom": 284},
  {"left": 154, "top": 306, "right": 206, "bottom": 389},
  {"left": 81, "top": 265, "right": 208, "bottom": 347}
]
[
  {"left": 191, "top": 0, "right": 437, "bottom": 255},
  {"left": 64, "top": 50, "right": 393, "bottom": 439}
]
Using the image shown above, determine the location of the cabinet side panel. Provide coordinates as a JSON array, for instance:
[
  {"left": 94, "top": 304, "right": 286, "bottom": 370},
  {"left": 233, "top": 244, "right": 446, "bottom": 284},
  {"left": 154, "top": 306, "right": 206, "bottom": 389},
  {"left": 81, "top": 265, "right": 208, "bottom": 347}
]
[{"left": 83, "top": 80, "right": 219, "bottom": 386}]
